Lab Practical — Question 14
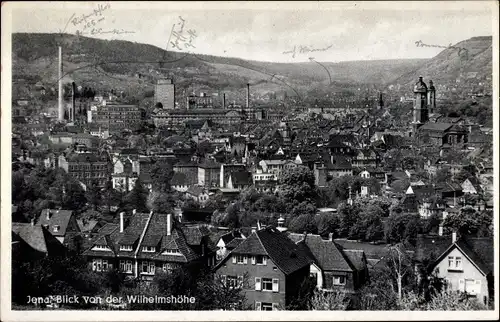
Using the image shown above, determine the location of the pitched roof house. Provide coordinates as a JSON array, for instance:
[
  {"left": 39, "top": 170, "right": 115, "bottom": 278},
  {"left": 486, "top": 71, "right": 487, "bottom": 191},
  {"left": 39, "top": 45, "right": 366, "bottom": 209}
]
[
  {"left": 428, "top": 234, "right": 494, "bottom": 305},
  {"left": 37, "top": 209, "right": 81, "bottom": 245},
  {"left": 214, "top": 227, "right": 313, "bottom": 310},
  {"left": 82, "top": 211, "right": 217, "bottom": 279},
  {"left": 287, "top": 233, "right": 369, "bottom": 291}
]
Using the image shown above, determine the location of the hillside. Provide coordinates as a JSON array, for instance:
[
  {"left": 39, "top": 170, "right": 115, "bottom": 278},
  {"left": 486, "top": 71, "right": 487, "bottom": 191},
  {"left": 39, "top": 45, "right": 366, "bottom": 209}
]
[
  {"left": 12, "top": 33, "right": 429, "bottom": 103},
  {"left": 392, "top": 36, "right": 493, "bottom": 88}
]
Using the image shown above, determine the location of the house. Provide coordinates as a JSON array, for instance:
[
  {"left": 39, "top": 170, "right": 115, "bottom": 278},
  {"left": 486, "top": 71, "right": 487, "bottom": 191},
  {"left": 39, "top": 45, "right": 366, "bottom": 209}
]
[
  {"left": 461, "top": 177, "right": 483, "bottom": 195},
  {"left": 214, "top": 226, "right": 313, "bottom": 310},
  {"left": 287, "top": 233, "right": 369, "bottom": 292},
  {"left": 185, "top": 186, "right": 211, "bottom": 204},
  {"left": 198, "top": 160, "right": 221, "bottom": 188},
  {"left": 171, "top": 172, "right": 190, "bottom": 192},
  {"left": 326, "top": 155, "right": 353, "bottom": 178},
  {"left": 227, "top": 171, "right": 253, "bottom": 190},
  {"left": 429, "top": 234, "right": 494, "bottom": 305},
  {"left": 83, "top": 211, "right": 217, "bottom": 279},
  {"left": 212, "top": 229, "right": 247, "bottom": 261},
  {"left": 220, "top": 164, "right": 247, "bottom": 188},
  {"left": 37, "top": 209, "right": 81, "bottom": 245},
  {"left": 12, "top": 222, "right": 66, "bottom": 261}
]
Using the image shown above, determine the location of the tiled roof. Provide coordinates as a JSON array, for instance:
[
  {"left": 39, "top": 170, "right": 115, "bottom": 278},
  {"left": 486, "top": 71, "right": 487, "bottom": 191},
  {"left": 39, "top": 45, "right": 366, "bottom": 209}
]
[
  {"left": 334, "top": 239, "right": 391, "bottom": 260},
  {"left": 344, "top": 250, "right": 367, "bottom": 272},
  {"left": 118, "top": 212, "right": 150, "bottom": 246},
  {"left": 288, "top": 233, "right": 353, "bottom": 272},
  {"left": 232, "top": 227, "right": 313, "bottom": 275},
  {"left": 230, "top": 171, "right": 253, "bottom": 186},
  {"left": 414, "top": 234, "right": 452, "bottom": 263},
  {"left": 457, "top": 237, "right": 494, "bottom": 275},
  {"left": 419, "top": 122, "right": 453, "bottom": 132},
  {"left": 171, "top": 172, "right": 188, "bottom": 186},
  {"left": 186, "top": 186, "right": 206, "bottom": 196},
  {"left": 38, "top": 209, "right": 75, "bottom": 237},
  {"left": 12, "top": 223, "right": 48, "bottom": 253}
]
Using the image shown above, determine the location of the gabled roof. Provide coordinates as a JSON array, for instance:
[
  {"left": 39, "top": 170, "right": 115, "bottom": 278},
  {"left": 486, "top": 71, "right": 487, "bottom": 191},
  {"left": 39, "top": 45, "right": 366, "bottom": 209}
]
[
  {"left": 12, "top": 223, "right": 49, "bottom": 253},
  {"left": 38, "top": 209, "right": 76, "bottom": 237},
  {"left": 230, "top": 227, "right": 313, "bottom": 275},
  {"left": 415, "top": 234, "right": 453, "bottom": 263},
  {"left": 288, "top": 233, "right": 353, "bottom": 272},
  {"left": 117, "top": 212, "right": 151, "bottom": 246},
  {"left": 344, "top": 250, "right": 367, "bottom": 272},
  {"left": 432, "top": 236, "right": 494, "bottom": 276}
]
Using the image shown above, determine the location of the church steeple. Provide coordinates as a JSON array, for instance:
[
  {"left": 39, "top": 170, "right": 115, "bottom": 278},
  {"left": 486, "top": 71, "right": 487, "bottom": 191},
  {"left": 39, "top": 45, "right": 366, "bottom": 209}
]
[{"left": 412, "top": 76, "right": 429, "bottom": 136}]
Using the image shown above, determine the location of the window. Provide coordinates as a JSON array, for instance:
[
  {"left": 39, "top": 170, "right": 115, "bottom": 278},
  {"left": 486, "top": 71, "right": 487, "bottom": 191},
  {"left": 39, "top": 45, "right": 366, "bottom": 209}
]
[
  {"left": 261, "top": 302, "right": 274, "bottom": 311},
  {"left": 235, "top": 254, "right": 247, "bottom": 264},
  {"left": 227, "top": 276, "right": 238, "bottom": 289},
  {"left": 119, "top": 260, "right": 133, "bottom": 273},
  {"left": 162, "top": 263, "right": 173, "bottom": 272},
  {"left": 262, "top": 278, "right": 273, "bottom": 291},
  {"left": 448, "top": 256, "right": 463, "bottom": 270},
  {"left": 141, "top": 261, "right": 155, "bottom": 274},
  {"left": 92, "top": 258, "right": 109, "bottom": 272},
  {"left": 162, "top": 248, "right": 181, "bottom": 255},
  {"left": 256, "top": 255, "right": 267, "bottom": 265},
  {"left": 333, "top": 275, "right": 346, "bottom": 285},
  {"left": 142, "top": 246, "right": 156, "bottom": 253},
  {"left": 53, "top": 225, "right": 60, "bottom": 233},
  {"left": 120, "top": 245, "right": 133, "bottom": 251},
  {"left": 93, "top": 244, "right": 111, "bottom": 251}
]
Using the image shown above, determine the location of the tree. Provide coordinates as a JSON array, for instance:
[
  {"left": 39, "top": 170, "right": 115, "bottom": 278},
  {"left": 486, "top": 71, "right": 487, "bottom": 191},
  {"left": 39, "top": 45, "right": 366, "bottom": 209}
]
[
  {"left": 387, "top": 243, "right": 414, "bottom": 301},
  {"left": 279, "top": 166, "right": 317, "bottom": 208},
  {"left": 443, "top": 206, "right": 493, "bottom": 237},
  {"left": 385, "top": 213, "right": 420, "bottom": 245},
  {"left": 149, "top": 159, "right": 174, "bottom": 193},
  {"left": 123, "top": 178, "right": 148, "bottom": 212},
  {"left": 309, "top": 289, "right": 349, "bottom": 310},
  {"left": 85, "top": 180, "right": 102, "bottom": 211},
  {"left": 337, "top": 202, "right": 361, "bottom": 238},
  {"left": 316, "top": 212, "right": 340, "bottom": 237},
  {"left": 289, "top": 213, "right": 317, "bottom": 234}
]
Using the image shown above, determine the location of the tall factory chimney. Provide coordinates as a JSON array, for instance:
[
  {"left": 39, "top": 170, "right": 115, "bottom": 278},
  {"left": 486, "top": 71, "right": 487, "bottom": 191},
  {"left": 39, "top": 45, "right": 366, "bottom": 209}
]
[
  {"left": 246, "top": 83, "right": 250, "bottom": 108},
  {"left": 222, "top": 93, "right": 226, "bottom": 109},
  {"left": 71, "top": 82, "right": 76, "bottom": 122},
  {"left": 58, "top": 46, "right": 64, "bottom": 122}
]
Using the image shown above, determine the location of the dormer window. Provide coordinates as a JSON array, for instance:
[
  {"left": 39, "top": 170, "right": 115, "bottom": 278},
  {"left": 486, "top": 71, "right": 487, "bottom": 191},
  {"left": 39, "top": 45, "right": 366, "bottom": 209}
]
[
  {"left": 53, "top": 225, "right": 60, "bottom": 233},
  {"left": 142, "top": 246, "right": 156, "bottom": 253},
  {"left": 162, "top": 248, "right": 181, "bottom": 255},
  {"left": 93, "top": 244, "right": 111, "bottom": 251},
  {"left": 120, "top": 245, "right": 133, "bottom": 251}
]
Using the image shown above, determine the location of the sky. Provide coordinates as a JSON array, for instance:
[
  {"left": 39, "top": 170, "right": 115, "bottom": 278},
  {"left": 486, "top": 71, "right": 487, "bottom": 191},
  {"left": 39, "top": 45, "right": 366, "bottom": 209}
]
[{"left": 9, "top": 1, "right": 495, "bottom": 63}]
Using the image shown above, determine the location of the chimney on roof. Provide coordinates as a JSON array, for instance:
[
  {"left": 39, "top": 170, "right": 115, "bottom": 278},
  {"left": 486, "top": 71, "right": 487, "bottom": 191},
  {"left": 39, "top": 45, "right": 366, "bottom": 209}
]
[
  {"left": 31, "top": 218, "right": 35, "bottom": 226},
  {"left": 167, "top": 213, "right": 172, "bottom": 236},
  {"left": 302, "top": 231, "right": 308, "bottom": 242},
  {"left": 329, "top": 232, "right": 334, "bottom": 241},
  {"left": 438, "top": 225, "right": 443, "bottom": 236},
  {"left": 257, "top": 220, "right": 261, "bottom": 231},
  {"left": 251, "top": 226, "right": 257, "bottom": 234},
  {"left": 46, "top": 210, "right": 51, "bottom": 220},
  {"left": 132, "top": 209, "right": 137, "bottom": 215},
  {"left": 120, "top": 212, "right": 125, "bottom": 233},
  {"left": 452, "top": 231, "right": 457, "bottom": 243}
]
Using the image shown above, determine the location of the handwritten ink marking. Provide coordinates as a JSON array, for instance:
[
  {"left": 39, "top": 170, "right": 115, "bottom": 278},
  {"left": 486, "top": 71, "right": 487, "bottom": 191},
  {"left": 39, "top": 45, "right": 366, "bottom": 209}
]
[
  {"left": 415, "top": 40, "right": 469, "bottom": 60},
  {"left": 283, "top": 44, "right": 333, "bottom": 58},
  {"left": 168, "top": 16, "right": 198, "bottom": 51}
]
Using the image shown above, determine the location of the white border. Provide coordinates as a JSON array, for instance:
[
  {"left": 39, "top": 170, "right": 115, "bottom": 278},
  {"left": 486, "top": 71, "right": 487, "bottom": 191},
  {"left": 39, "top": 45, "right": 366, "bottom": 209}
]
[{"left": 1, "top": 1, "right": 499, "bottom": 321}]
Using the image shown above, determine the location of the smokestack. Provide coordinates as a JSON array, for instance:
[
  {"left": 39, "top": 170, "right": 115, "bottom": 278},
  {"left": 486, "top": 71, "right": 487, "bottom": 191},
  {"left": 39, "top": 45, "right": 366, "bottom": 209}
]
[
  {"left": 120, "top": 212, "right": 125, "bottom": 233},
  {"left": 452, "top": 231, "right": 457, "bottom": 243},
  {"left": 58, "top": 46, "right": 64, "bottom": 121},
  {"left": 71, "top": 82, "right": 76, "bottom": 122},
  {"left": 167, "top": 213, "right": 172, "bottom": 236},
  {"left": 223, "top": 93, "right": 226, "bottom": 109},
  {"left": 246, "top": 83, "right": 250, "bottom": 108}
]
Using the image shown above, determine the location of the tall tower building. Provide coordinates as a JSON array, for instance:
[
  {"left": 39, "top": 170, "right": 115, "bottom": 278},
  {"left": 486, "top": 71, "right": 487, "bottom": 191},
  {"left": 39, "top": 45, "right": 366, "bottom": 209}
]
[
  {"left": 154, "top": 79, "right": 175, "bottom": 109},
  {"left": 427, "top": 80, "right": 436, "bottom": 114},
  {"left": 412, "top": 76, "right": 429, "bottom": 136}
]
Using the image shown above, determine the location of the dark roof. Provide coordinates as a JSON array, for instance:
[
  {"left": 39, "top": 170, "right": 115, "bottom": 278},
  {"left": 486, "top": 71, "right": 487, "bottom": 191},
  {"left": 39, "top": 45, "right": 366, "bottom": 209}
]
[
  {"left": 230, "top": 227, "right": 313, "bottom": 275},
  {"left": 118, "top": 212, "right": 151, "bottom": 246},
  {"left": 415, "top": 234, "right": 453, "bottom": 263},
  {"left": 344, "top": 250, "right": 367, "bottom": 272},
  {"left": 432, "top": 236, "right": 494, "bottom": 276},
  {"left": 12, "top": 223, "right": 49, "bottom": 253},
  {"left": 38, "top": 209, "right": 76, "bottom": 237},
  {"left": 230, "top": 171, "right": 253, "bottom": 186},
  {"left": 171, "top": 172, "right": 188, "bottom": 186},
  {"left": 288, "top": 233, "right": 353, "bottom": 272},
  {"left": 334, "top": 239, "right": 391, "bottom": 260},
  {"left": 419, "top": 123, "right": 453, "bottom": 132}
]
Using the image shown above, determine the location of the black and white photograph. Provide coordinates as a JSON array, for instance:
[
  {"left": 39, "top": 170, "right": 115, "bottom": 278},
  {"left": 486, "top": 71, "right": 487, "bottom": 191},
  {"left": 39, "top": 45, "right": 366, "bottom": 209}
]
[{"left": 1, "top": 1, "right": 498, "bottom": 320}]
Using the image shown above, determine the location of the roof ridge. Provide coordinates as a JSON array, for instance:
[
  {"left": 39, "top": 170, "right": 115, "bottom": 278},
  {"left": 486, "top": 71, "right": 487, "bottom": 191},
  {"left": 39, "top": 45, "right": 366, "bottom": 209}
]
[{"left": 134, "top": 211, "right": 155, "bottom": 256}]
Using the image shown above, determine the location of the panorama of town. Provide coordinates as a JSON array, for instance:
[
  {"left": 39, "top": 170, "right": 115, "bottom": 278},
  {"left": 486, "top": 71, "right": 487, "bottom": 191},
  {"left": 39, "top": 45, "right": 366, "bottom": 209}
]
[{"left": 10, "top": 30, "right": 494, "bottom": 311}]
